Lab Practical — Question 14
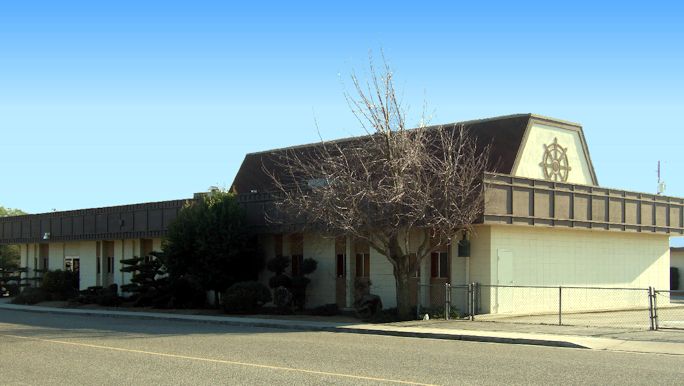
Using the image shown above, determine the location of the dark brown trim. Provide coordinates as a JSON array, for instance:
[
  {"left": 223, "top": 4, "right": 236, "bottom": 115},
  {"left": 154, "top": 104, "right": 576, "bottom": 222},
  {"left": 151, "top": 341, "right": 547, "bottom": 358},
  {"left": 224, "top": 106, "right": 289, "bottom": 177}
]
[{"left": 0, "top": 198, "right": 192, "bottom": 244}]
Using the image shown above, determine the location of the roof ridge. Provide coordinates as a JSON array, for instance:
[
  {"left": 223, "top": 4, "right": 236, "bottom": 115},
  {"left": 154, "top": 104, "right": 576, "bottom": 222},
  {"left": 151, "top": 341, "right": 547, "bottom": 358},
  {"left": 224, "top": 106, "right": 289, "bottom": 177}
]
[{"left": 247, "top": 113, "right": 533, "bottom": 156}]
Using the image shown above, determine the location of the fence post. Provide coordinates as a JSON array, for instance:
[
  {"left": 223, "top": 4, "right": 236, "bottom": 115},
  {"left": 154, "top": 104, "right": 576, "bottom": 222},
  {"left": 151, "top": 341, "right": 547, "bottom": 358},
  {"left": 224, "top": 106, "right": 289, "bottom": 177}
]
[
  {"left": 416, "top": 284, "right": 421, "bottom": 320},
  {"left": 470, "top": 282, "right": 477, "bottom": 321},
  {"left": 467, "top": 283, "right": 472, "bottom": 320},
  {"left": 445, "top": 283, "right": 451, "bottom": 320},
  {"left": 648, "top": 287, "right": 654, "bottom": 331},
  {"left": 558, "top": 286, "right": 562, "bottom": 326},
  {"left": 653, "top": 288, "right": 659, "bottom": 330}
]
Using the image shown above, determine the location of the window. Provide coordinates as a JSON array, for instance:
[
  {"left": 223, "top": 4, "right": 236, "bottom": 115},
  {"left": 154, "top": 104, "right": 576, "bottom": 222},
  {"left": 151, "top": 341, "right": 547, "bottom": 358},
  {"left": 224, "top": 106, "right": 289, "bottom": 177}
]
[
  {"left": 107, "top": 257, "right": 114, "bottom": 274},
  {"left": 336, "top": 254, "right": 346, "bottom": 278},
  {"left": 355, "top": 253, "right": 370, "bottom": 277},
  {"left": 96, "top": 256, "right": 101, "bottom": 274},
  {"left": 431, "top": 252, "right": 449, "bottom": 278},
  {"left": 291, "top": 255, "right": 303, "bottom": 276}
]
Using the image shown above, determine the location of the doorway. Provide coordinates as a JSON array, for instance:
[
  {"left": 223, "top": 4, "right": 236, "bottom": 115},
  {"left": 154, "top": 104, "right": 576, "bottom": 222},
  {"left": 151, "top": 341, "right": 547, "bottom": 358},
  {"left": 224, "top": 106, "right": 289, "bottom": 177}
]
[{"left": 64, "top": 257, "right": 80, "bottom": 290}]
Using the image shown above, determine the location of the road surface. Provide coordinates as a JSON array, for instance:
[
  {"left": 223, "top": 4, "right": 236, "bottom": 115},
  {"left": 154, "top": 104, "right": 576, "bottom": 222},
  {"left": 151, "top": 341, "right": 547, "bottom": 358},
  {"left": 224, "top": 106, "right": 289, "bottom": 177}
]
[{"left": 0, "top": 309, "right": 681, "bottom": 385}]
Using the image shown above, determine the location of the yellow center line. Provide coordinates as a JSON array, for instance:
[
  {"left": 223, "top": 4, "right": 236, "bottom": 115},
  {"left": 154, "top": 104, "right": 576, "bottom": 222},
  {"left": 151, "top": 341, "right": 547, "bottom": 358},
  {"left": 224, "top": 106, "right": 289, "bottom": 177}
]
[{"left": 1, "top": 333, "right": 437, "bottom": 386}]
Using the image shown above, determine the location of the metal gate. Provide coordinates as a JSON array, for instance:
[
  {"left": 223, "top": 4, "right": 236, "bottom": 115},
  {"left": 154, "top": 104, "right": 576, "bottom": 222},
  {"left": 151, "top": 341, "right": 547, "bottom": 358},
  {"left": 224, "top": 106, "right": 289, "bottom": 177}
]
[{"left": 654, "top": 290, "right": 684, "bottom": 330}]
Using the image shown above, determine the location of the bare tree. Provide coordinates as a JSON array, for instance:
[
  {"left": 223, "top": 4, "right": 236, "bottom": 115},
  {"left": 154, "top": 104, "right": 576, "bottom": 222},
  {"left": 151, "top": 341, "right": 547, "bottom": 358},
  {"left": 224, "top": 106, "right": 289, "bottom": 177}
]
[{"left": 265, "top": 57, "right": 490, "bottom": 318}]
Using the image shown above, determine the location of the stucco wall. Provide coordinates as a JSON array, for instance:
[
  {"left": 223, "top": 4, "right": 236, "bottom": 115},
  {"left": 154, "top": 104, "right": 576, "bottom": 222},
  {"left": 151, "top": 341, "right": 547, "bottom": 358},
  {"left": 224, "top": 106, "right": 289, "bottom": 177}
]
[
  {"left": 480, "top": 225, "right": 670, "bottom": 314},
  {"left": 19, "top": 238, "right": 161, "bottom": 293},
  {"left": 302, "top": 233, "right": 336, "bottom": 307},
  {"left": 513, "top": 123, "right": 594, "bottom": 185}
]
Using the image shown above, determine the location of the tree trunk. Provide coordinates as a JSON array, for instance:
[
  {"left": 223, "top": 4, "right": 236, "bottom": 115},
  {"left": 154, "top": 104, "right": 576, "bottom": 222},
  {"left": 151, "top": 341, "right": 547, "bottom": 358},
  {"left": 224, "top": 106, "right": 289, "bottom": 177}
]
[{"left": 394, "top": 265, "right": 412, "bottom": 319}]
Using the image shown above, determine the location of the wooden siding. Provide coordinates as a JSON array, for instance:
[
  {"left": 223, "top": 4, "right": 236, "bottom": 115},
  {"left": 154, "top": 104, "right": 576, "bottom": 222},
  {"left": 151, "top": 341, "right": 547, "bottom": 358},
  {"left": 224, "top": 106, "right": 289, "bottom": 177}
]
[
  {"left": 0, "top": 199, "right": 191, "bottom": 244},
  {"left": 484, "top": 173, "right": 684, "bottom": 235}
]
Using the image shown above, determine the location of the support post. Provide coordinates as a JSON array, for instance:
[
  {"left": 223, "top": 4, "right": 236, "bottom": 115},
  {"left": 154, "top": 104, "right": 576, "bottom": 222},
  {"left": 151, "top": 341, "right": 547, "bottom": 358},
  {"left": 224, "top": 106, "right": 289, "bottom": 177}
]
[
  {"left": 648, "top": 287, "right": 655, "bottom": 331},
  {"left": 558, "top": 286, "right": 562, "bottom": 326},
  {"left": 445, "top": 283, "right": 451, "bottom": 320}
]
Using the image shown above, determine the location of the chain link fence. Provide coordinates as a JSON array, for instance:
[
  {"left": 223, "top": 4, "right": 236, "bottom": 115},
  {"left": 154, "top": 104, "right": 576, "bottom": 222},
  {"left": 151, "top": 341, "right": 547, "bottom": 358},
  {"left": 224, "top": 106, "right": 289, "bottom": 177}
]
[
  {"left": 414, "top": 283, "right": 684, "bottom": 331},
  {"left": 654, "top": 290, "right": 684, "bottom": 330},
  {"left": 472, "top": 284, "right": 653, "bottom": 329},
  {"left": 415, "top": 283, "right": 684, "bottom": 330}
]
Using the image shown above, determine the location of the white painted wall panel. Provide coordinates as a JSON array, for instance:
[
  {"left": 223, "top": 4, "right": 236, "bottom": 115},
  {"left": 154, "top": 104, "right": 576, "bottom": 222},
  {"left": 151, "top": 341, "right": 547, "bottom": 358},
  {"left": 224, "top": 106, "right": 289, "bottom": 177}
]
[
  {"left": 302, "top": 233, "right": 335, "bottom": 307},
  {"left": 369, "top": 249, "right": 396, "bottom": 308},
  {"left": 79, "top": 241, "right": 98, "bottom": 289},
  {"left": 483, "top": 225, "right": 670, "bottom": 314},
  {"left": 513, "top": 123, "right": 594, "bottom": 185}
]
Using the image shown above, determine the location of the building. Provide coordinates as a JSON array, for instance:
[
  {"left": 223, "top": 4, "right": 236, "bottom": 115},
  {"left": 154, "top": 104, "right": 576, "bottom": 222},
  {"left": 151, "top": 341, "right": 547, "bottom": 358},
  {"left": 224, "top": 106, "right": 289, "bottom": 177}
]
[
  {"left": 1, "top": 114, "right": 682, "bottom": 314},
  {"left": 672, "top": 247, "right": 684, "bottom": 290}
]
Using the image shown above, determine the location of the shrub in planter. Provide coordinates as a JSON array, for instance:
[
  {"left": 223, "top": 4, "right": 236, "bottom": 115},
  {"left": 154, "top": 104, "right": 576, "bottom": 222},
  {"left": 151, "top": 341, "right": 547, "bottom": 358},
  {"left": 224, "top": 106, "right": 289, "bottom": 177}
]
[
  {"left": 167, "top": 275, "right": 206, "bottom": 309},
  {"left": 268, "top": 274, "right": 292, "bottom": 290},
  {"left": 41, "top": 270, "right": 79, "bottom": 300},
  {"left": 291, "top": 258, "right": 317, "bottom": 310},
  {"left": 11, "top": 287, "right": 48, "bottom": 305},
  {"left": 223, "top": 281, "right": 272, "bottom": 313},
  {"left": 272, "top": 286, "right": 293, "bottom": 313},
  {"left": 309, "top": 303, "right": 339, "bottom": 316}
]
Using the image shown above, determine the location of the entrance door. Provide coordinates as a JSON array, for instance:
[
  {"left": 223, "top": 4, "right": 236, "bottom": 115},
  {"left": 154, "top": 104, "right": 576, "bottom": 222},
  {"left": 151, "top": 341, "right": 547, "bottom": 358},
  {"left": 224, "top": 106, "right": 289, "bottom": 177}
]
[{"left": 64, "top": 257, "right": 80, "bottom": 290}]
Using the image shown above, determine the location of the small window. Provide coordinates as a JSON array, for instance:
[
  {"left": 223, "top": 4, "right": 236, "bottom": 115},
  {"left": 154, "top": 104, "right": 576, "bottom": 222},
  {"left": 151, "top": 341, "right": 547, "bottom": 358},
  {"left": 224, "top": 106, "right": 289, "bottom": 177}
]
[
  {"left": 431, "top": 252, "right": 449, "bottom": 279},
  {"left": 291, "top": 255, "right": 303, "bottom": 276},
  {"left": 96, "top": 256, "right": 101, "bottom": 274},
  {"left": 107, "top": 257, "right": 114, "bottom": 274},
  {"left": 355, "top": 253, "right": 370, "bottom": 277},
  {"left": 336, "top": 254, "right": 346, "bottom": 278}
]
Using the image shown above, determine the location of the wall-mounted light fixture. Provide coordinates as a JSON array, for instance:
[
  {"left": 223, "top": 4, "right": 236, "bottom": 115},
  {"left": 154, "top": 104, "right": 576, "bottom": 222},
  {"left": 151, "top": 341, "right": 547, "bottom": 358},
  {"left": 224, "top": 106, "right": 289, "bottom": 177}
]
[{"left": 42, "top": 232, "right": 51, "bottom": 240}]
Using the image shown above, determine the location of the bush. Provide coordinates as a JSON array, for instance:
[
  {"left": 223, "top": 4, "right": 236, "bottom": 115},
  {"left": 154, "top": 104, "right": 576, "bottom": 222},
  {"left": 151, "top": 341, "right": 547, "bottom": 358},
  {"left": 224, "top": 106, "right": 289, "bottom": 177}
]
[
  {"left": 41, "top": 270, "right": 79, "bottom": 300},
  {"left": 166, "top": 275, "right": 206, "bottom": 309},
  {"left": 300, "top": 258, "right": 318, "bottom": 276},
  {"left": 268, "top": 274, "right": 292, "bottom": 289},
  {"left": 74, "top": 285, "right": 121, "bottom": 306},
  {"left": 11, "top": 287, "right": 48, "bottom": 305},
  {"left": 309, "top": 303, "right": 339, "bottom": 316},
  {"left": 272, "top": 286, "right": 293, "bottom": 312},
  {"left": 266, "top": 256, "right": 290, "bottom": 275},
  {"left": 223, "top": 281, "right": 272, "bottom": 313},
  {"left": 420, "top": 306, "right": 462, "bottom": 320},
  {"left": 672, "top": 267, "right": 680, "bottom": 290}
]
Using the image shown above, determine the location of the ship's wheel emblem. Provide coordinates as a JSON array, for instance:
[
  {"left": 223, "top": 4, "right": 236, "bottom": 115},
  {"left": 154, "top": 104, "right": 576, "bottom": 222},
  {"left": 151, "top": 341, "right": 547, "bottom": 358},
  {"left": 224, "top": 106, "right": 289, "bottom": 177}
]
[{"left": 539, "top": 138, "right": 571, "bottom": 182}]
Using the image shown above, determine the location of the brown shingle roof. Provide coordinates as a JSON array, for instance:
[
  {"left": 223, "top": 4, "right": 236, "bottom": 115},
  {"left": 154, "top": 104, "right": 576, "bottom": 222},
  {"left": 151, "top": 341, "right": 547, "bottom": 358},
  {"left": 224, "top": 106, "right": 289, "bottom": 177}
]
[{"left": 231, "top": 114, "right": 533, "bottom": 194}]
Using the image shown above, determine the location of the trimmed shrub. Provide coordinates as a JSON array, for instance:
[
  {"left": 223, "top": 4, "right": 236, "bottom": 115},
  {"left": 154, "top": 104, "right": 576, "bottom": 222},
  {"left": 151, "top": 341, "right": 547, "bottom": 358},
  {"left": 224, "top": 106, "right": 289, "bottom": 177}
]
[
  {"left": 223, "top": 281, "right": 272, "bottom": 313},
  {"left": 266, "top": 256, "right": 290, "bottom": 276},
  {"left": 309, "top": 303, "right": 339, "bottom": 316},
  {"left": 268, "top": 274, "right": 292, "bottom": 289},
  {"left": 41, "top": 270, "right": 79, "bottom": 300},
  {"left": 167, "top": 275, "right": 206, "bottom": 309},
  {"left": 75, "top": 285, "right": 121, "bottom": 306},
  {"left": 11, "top": 287, "right": 48, "bottom": 305},
  {"left": 272, "top": 286, "right": 293, "bottom": 312}
]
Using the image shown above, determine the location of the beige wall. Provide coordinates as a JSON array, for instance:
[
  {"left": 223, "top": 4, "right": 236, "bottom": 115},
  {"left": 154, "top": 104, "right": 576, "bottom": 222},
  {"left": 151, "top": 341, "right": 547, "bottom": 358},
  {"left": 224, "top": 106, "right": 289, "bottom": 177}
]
[
  {"left": 19, "top": 238, "right": 161, "bottom": 293},
  {"left": 513, "top": 123, "right": 594, "bottom": 185},
  {"left": 474, "top": 225, "right": 670, "bottom": 314},
  {"left": 302, "top": 233, "right": 336, "bottom": 307}
]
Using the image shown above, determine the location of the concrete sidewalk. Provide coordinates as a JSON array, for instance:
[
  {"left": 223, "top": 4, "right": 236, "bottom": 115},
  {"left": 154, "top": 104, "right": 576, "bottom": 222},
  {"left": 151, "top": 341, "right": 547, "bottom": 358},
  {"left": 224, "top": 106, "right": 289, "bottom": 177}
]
[{"left": 1, "top": 300, "right": 683, "bottom": 355}]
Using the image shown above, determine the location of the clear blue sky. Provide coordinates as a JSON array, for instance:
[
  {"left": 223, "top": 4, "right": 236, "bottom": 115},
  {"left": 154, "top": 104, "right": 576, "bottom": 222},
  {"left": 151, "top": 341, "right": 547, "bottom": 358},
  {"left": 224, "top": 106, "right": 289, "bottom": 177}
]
[{"left": 1, "top": 1, "right": 682, "bottom": 245}]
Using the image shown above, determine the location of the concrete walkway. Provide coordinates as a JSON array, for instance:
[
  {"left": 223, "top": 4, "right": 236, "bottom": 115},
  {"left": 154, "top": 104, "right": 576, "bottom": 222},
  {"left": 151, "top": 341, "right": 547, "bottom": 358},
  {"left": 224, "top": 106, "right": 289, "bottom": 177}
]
[{"left": 1, "top": 300, "right": 683, "bottom": 356}]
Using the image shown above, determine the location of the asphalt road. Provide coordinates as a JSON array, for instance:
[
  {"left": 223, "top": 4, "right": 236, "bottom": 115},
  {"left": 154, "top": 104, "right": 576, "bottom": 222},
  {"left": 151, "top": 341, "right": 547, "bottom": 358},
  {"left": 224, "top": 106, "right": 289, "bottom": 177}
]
[{"left": 0, "top": 309, "right": 682, "bottom": 386}]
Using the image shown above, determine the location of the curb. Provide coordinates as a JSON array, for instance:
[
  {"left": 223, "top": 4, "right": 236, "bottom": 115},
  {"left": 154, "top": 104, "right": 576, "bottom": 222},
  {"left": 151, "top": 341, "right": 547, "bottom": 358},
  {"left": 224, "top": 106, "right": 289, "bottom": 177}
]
[{"left": 0, "top": 304, "right": 588, "bottom": 349}]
